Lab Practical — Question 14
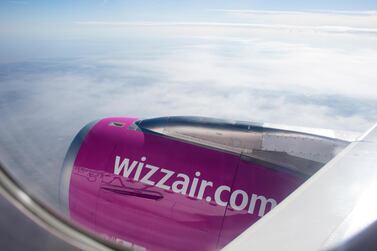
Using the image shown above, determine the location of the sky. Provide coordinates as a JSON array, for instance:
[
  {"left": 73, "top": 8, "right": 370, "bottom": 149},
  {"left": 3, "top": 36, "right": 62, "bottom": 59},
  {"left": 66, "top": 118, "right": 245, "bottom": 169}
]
[{"left": 0, "top": 0, "right": 376, "bottom": 214}]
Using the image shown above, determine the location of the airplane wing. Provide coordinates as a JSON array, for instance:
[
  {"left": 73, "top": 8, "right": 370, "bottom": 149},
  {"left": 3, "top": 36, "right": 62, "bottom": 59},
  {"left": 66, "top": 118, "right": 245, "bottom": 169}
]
[{"left": 223, "top": 123, "right": 377, "bottom": 251}]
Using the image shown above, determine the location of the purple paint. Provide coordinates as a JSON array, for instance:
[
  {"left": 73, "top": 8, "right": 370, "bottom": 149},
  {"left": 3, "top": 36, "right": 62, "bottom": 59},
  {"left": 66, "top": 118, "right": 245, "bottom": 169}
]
[{"left": 66, "top": 117, "right": 304, "bottom": 250}]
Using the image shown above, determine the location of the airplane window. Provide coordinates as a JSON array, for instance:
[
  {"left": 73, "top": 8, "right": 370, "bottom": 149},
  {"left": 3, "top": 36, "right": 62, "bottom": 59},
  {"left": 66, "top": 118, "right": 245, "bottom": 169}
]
[{"left": 0, "top": 1, "right": 376, "bottom": 250}]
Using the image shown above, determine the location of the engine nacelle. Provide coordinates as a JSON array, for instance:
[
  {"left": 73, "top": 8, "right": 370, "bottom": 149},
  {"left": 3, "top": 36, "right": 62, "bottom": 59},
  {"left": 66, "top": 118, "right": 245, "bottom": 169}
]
[{"left": 60, "top": 117, "right": 329, "bottom": 251}]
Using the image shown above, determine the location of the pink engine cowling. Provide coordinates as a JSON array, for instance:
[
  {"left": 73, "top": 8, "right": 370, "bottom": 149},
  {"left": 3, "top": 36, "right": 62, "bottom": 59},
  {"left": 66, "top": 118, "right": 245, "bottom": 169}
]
[{"left": 60, "top": 117, "right": 304, "bottom": 251}]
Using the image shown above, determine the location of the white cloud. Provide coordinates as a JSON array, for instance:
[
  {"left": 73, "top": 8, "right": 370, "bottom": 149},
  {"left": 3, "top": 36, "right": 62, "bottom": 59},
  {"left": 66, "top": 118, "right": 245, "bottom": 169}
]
[
  {"left": 6, "top": 9, "right": 377, "bottom": 132},
  {"left": 76, "top": 21, "right": 377, "bottom": 35},
  {"left": 212, "top": 9, "right": 377, "bottom": 29},
  {"left": 211, "top": 9, "right": 377, "bottom": 17},
  {"left": 76, "top": 9, "right": 377, "bottom": 36}
]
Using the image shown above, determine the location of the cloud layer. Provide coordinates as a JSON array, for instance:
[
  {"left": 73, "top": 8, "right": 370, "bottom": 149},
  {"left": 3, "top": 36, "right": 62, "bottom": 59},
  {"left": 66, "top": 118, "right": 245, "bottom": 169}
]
[{"left": 0, "top": 9, "right": 376, "bottom": 210}]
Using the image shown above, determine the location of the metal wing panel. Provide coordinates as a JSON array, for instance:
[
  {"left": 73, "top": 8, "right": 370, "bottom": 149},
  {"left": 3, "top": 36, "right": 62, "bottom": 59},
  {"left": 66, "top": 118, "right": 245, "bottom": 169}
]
[
  {"left": 261, "top": 122, "right": 361, "bottom": 142},
  {"left": 134, "top": 116, "right": 351, "bottom": 177},
  {"left": 223, "top": 123, "right": 377, "bottom": 251}
]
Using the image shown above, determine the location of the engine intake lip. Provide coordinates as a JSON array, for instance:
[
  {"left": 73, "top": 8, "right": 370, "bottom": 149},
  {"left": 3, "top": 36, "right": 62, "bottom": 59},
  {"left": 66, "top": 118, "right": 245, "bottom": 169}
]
[{"left": 59, "top": 120, "right": 98, "bottom": 216}]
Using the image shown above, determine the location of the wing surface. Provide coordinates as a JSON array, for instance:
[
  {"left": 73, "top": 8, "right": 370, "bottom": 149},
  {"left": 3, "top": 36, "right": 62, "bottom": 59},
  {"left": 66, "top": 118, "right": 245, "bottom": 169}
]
[{"left": 223, "top": 123, "right": 377, "bottom": 251}]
